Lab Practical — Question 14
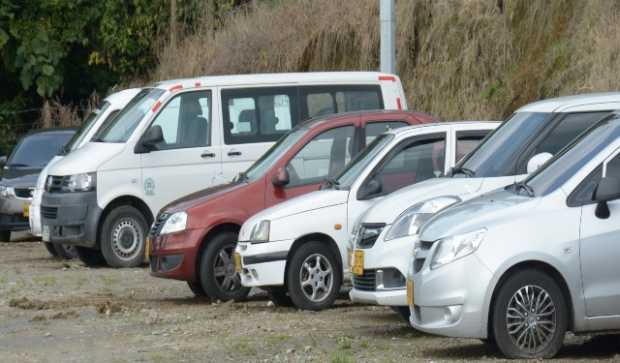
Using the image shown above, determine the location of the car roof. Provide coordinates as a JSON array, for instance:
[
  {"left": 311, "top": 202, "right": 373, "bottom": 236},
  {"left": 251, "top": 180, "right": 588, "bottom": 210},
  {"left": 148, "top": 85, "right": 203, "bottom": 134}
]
[
  {"left": 104, "top": 88, "right": 142, "bottom": 106},
  {"left": 388, "top": 120, "right": 500, "bottom": 136},
  {"left": 297, "top": 110, "right": 436, "bottom": 130},
  {"left": 517, "top": 92, "right": 620, "bottom": 113},
  {"left": 154, "top": 72, "right": 397, "bottom": 89},
  {"left": 23, "top": 128, "right": 78, "bottom": 137}
]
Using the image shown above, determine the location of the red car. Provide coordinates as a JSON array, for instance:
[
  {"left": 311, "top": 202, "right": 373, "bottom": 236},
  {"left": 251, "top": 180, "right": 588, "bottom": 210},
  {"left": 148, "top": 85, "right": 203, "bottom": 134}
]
[{"left": 148, "top": 110, "right": 436, "bottom": 300}]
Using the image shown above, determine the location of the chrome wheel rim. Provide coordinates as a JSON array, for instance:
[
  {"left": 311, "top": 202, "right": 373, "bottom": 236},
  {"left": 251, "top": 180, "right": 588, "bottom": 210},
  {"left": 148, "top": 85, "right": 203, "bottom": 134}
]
[
  {"left": 111, "top": 218, "right": 143, "bottom": 261},
  {"left": 299, "top": 253, "right": 333, "bottom": 303},
  {"left": 213, "top": 243, "right": 241, "bottom": 292},
  {"left": 506, "top": 284, "right": 556, "bottom": 353}
]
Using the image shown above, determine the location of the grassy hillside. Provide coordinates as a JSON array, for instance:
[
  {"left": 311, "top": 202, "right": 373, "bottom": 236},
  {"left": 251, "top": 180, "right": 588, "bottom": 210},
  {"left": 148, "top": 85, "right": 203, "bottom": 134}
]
[{"left": 154, "top": 0, "right": 620, "bottom": 120}]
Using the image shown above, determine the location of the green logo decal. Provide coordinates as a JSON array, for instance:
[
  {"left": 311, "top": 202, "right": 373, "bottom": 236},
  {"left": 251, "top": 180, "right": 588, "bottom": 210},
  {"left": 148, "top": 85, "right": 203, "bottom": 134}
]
[{"left": 144, "top": 178, "right": 155, "bottom": 196}]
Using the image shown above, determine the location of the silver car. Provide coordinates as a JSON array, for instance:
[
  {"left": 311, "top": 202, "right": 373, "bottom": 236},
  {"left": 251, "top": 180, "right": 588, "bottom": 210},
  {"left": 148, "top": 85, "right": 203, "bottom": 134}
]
[{"left": 408, "top": 111, "right": 620, "bottom": 358}]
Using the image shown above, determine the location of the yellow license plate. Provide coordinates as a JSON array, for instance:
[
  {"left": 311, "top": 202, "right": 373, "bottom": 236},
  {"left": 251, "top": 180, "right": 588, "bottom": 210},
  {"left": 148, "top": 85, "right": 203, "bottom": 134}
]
[
  {"left": 144, "top": 237, "right": 151, "bottom": 261},
  {"left": 234, "top": 252, "right": 242, "bottom": 273},
  {"left": 23, "top": 204, "right": 30, "bottom": 218},
  {"left": 406, "top": 279, "right": 414, "bottom": 306},
  {"left": 352, "top": 250, "right": 364, "bottom": 276}
]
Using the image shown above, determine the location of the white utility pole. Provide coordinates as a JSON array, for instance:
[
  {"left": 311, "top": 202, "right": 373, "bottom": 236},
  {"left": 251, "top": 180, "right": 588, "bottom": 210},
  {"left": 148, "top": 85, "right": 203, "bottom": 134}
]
[{"left": 380, "top": 0, "right": 396, "bottom": 74}]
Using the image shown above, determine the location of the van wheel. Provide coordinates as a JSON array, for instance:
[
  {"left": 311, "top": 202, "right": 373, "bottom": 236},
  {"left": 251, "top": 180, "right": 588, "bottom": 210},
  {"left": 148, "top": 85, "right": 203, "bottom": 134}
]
[
  {"left": 44, "top": 242, "right": 59, "bottom": 257},
  {"left": 0, "top": 230, "right": 10, "bottom": 241},
  {"left": 53, "top": 244, "right": 78, "bottom": 260},
  {"left": 492, "top": 269, "right": 567, "bottom": 359},
  {"left": 390, "top": 306, "right": 411, "bottom": 322},
  {"left": 199, "top": 231, "right": 249, "bottom": 301},
  {"left": 265, "top": 287, "right": 294, "bottom": 307},
  {"left": 75, "top": 246, "right": 107, "bottom": 267},
  {"left": 100, "top": 205, "right": 148, "bottom": 268},
  {"left": 187, "top": 281, "right": 208, "bottom": 297},
  {"left": 287, "top": 241, "right": 341, "bottom": 311}
]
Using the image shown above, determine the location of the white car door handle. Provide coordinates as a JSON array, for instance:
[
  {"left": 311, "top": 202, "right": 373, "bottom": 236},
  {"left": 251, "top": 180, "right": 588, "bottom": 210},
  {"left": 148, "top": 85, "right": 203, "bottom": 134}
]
[{"left": 227, "top": 151, "right": 242, "bottom": 157}]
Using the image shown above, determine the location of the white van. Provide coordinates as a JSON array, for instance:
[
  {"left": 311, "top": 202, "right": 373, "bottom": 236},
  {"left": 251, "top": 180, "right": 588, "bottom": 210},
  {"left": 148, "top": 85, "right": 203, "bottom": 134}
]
[
  {"left": 41, "top": 72, "right": 407, "bottom": 267},
  {"left": 31, "top": 88, "right": 141, "bottom": 258}
]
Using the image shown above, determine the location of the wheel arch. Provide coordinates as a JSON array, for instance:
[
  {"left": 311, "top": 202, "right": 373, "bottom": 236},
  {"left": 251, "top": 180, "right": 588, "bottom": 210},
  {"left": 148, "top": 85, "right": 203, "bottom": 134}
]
[
  {"left": 97, "top": 195, "right": 154, "bottom": 248},
  {"left": 486, "top": 260, "right": 575, "bottom": 339},
  {"left": 194, "top": 223, "right": 241, "bottom": 281},
  {"left": 285, "top": 232, "right": 343, "bottom": 285}
]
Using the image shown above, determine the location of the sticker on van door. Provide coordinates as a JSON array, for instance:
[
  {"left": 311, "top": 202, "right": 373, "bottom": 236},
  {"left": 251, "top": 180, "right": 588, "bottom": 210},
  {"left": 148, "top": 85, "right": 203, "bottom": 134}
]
[{"left": 144, "top": 178, "right": 155, "bottom": 196}]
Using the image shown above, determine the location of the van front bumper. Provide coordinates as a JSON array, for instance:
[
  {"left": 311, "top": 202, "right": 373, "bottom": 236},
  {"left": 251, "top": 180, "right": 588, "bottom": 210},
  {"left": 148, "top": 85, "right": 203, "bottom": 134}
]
[
  {"left": 237, "top": 239, "right": 294, "bottom": 287},
  {"left": 40, "top": 191, "right": 101, "bottom": 248}
]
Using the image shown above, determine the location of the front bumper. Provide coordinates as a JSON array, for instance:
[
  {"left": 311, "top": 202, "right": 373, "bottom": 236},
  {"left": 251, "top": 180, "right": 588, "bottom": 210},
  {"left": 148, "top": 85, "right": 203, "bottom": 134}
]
[
  {"left": 40, "top": 191, "right": 101, "bottom": 247},
  {"left": 149, "top": 228, "right": 205, "bottom": 281},
  {"left": 0, "top": 213, "right": 29, "bottom": 232},
  {"left": 0, "top": 192, "right": 31, "bottom": 232},
  {"left": 29, "top": 188, "right": 42, "bottom": 237},
  {"left": 236, "top": 239, "right": 294, "bottom": 287},
  {"left": 409, "top": 252, "right": 493, "bottom": 339}
]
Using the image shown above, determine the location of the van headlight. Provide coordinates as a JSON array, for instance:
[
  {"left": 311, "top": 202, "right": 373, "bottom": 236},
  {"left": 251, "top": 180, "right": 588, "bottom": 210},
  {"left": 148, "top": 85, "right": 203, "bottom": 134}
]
[
  {"left": 250, "top": 220, "right": 270, "bottom": 242},
  {"left": 430, "top": 228, "right": 486, "bottom": 269},
  {"left": 160, "top": 212, "right": 188, "bottom": 235},
  {"left": 384, "top": 196, "right": 461, "bottom": 241},
  {"left": 49, "top": 173, "right": 97, "bottom": 192}
]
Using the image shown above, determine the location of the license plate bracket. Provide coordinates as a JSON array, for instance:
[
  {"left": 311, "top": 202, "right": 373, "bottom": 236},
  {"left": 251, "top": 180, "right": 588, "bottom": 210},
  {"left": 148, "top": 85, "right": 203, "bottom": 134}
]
[
  {"left": 407, "top": 279, "right": 414, "bottom": 306},
  {"left": 234, "top": 252, "right": 242, "bottom": 273},
  {"left": 352, "top": 250, "right": 364, "bottom": 276}
]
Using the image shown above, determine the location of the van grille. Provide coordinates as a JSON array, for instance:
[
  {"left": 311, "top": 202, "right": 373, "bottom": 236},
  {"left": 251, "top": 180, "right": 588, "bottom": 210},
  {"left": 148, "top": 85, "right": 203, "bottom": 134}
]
[
  {"left": 46, "top": 176, "right": 67, "bottom": 193},
  {"left": 352, "top": 269, "right": 376, "bottom": 291},
  {"left": 41, "top": 206, "right": 58, "bottom": 219}
]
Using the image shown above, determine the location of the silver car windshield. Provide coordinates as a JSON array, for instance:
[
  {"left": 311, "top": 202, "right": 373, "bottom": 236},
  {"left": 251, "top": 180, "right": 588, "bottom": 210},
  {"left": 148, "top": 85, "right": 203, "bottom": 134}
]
[
  {"left": 334, "top": 133, "right": 394, "bottom": 188},
  {"left": 523, "top": 114, "right": 620, "bottom": 196}
]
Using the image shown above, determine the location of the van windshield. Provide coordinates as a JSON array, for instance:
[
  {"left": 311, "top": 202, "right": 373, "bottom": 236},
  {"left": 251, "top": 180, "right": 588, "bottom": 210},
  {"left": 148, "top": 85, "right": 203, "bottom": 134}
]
[
  {"left": 335, "top": 134, "right": 394, "bottom": 189},
  {"left": 242, "top": 126, "right": 309, "bottom": 181},
  {"left": 454, "top": 112, "right": 549, "bottom": 178},
  {"left": 62, "top": 102, "right": 111, "bottom": 154},
  {"left": 523, "top": 114, "right": 620, "bottom": 196},
  {"left": 94, "top": 88, "right": 164, "bottom": 143}
]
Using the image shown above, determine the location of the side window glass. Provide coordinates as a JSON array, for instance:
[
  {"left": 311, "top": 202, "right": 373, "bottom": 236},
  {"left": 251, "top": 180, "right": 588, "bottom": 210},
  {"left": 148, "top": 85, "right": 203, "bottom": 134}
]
[
  {"left": 365, "top": 121, "right": 408, "bottom": 144},
  {"left": 286, "top": 126, "right": 356, "bottom": 186},
  {"left": 223, "top": 88, "right": 297, "bottom": 144},
  {"left": 302, "top": 86, "right": 383, "bottom": 119},
  {"left": 368, "top": 135, "right": 446, "bottom": 196},
  {"left": 307, "top": 93, "right": 335, "bottom": 117},
  {"left": 533, "top": 112, "right": 608, "bottom": 156},
  {"left": 456, "top": 130, "right": 490, "bottom": 161},
  {"left": 569, "top": 153, "right": 620, "bottom": 206},
  {"left": 150, "top": 91, "right": 211, "bottom": 150}
]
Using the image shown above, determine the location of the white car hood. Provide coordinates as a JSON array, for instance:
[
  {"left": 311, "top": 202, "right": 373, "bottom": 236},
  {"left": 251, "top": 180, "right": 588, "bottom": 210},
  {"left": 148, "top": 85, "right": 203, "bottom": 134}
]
[{"left": 47, "top": 142, "right": 125, "bottom": 176}]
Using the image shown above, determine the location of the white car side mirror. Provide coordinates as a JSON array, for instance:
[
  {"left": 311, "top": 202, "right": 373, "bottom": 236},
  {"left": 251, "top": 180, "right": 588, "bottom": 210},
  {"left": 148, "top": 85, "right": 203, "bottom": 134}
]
[{"left": 526, "top": 152, "right": 553, "bottom": 174}]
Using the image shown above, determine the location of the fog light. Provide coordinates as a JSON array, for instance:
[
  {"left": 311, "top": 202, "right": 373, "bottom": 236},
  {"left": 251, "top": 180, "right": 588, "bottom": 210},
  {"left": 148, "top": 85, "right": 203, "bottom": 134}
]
[
  {"left": 443, "top": 305, "right": 463, "bottom": 324},
  {"left": 159, "top": 254, "right": 183, "bottom": 272}
]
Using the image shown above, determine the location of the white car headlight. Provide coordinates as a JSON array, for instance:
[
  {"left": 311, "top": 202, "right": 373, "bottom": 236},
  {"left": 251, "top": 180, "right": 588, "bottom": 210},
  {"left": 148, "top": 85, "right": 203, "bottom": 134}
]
[
  {"left": 160, "top": 211, "right": 188, "bottom": 235},
  {"left": 0, "top": 185, "right": 13, "bottom": 198},
  {"left": 384, "top": 196, "right": 461, "bottom": 241},
  {"left": 430, "top": 228, "right": 486, "bottom": 269},
  {"left": 250, "top": 220, "right": 270, "bottom": 242}
]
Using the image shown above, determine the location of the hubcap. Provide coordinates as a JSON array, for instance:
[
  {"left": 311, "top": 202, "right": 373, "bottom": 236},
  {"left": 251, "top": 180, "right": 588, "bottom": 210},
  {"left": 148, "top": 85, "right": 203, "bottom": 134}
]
[
  {"left": 299, "top": 253, "right": 333, "bottom": 303},
  {"left": 213, "top": 243, "right": 242, "bottom": 293},
  {"left": 506, "top": 285, "right": 557, "bottom": 353},
  {"left": 111, "top": 218, "right": 143, "bottom": 261}
]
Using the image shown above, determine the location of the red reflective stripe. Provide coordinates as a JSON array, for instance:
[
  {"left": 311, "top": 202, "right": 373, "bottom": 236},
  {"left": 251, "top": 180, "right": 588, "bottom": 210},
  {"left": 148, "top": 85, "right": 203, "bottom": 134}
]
[
  {"left": 195, "top": 82, "right": 201, "bottom": 87},
  {"left": 378, "top": 75, "right": 396, "bottom": 82},
  {"left": 169, "top": 84, "right": 183, "bottom": 92},
  {"left": 151, "top": 100, "right": 161, "bottom": 113},
  {"left": 396, "top": 97, "right": 402, "bottom": 111}
]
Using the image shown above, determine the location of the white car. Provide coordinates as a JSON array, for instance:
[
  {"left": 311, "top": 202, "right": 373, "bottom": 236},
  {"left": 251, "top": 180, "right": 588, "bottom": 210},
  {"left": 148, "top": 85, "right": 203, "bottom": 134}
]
[
  {"left": 30, "top": 88, "right": 141, "bottom": 258},
  {"left": 236, "top": 121, "right": 498, "bottom": 310},
  {"left": 41, "top": 72, "right": 408, "bottom": 268},
  {"left": 349, "top": 92, "right": 620, "bottom": 318}
]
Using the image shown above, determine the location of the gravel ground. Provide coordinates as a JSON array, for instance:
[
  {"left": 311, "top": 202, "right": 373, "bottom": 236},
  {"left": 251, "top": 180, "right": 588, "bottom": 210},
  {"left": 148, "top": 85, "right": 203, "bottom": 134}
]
[{"left": 1, "top": 240, "right": 619, "bottom": 363}]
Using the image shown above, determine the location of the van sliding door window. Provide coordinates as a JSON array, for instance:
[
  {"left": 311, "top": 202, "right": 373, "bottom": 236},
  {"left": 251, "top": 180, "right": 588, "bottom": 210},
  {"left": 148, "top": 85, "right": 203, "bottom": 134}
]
[
  {"left": 148, "top": 90, "right": 211, "bottom": 150},
  {"left": 302, "top": 86, "right": 383, "bottom": 119},
  {"left": 222, "top": 87, "right": 298, "bottom": 145}
]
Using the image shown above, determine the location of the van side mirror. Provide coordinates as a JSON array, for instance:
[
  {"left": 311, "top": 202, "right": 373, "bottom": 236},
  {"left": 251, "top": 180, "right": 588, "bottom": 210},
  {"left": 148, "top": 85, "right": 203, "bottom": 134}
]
[
  {"left": 0, "top": 156, "right": 6, "bottom": 168},
  {"left": 526, "top": 152, "right": 553, "bottom": 174},
  {"left": 358, "top": 178, "right": 382, "bottom": 200},
  {"left": 135, "top": 126, "right": 164, "bottom": 153},
  {"left": 594, "top": 176, "right": 620, "bottom": 219},
  {"left": 272, "top": 167, "right": 290, "bottom": 187}
]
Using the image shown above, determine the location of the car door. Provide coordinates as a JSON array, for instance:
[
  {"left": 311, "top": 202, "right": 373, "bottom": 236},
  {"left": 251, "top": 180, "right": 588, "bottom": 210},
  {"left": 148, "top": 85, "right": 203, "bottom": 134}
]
[
  {"left": 140, "top": 90, "right": 220, "bottom": 213},
  {"left": 578, "top": 149, "right": 620, "bottom": 317},
  {"left": 265, "top": 124, "right": 359, "bottom": 206}
]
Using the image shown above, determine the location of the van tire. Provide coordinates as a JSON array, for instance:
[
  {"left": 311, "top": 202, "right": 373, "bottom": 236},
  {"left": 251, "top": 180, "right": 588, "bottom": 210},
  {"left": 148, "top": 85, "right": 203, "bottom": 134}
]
[
  {"left": 492, "top": 269, "right": 567, "bottom": 359},
  {"left": 75, "top": 246, "right": 107, "bottom": 267},
  {"left": 100, "top": 205, "right": 148, "bottom": 268},
  {"left": 0, "top": 230, "right": 10, "bottom": 241},
  {"left": 44, "top": 242, "right": 59, "bottom": 257},
  {"left": 199, "top": 231, "right": 250, "bottom": 302},
  {"left": 53, "top": 244, "right": 78, "bottom": 259},
  {"left": 287, "top": 241, "right": 341, "bottom": 311}
]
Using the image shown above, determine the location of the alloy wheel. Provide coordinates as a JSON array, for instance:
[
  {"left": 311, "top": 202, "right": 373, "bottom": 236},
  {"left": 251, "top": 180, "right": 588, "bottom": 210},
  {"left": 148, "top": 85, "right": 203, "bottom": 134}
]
[
  {"left": 299, "top": 253, "right": 333, "bottom": 302},
  {"left": 506, "top": 284, "right": 557, "bottom": 353}
]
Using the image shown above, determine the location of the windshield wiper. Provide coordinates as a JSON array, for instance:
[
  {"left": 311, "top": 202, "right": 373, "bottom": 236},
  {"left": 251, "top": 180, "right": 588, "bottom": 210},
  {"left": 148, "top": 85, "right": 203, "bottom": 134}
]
[
  {"left": 6, "top": 163, "right": 29, "bottom": 168},
  {"left": 512, "top": 181, "right": 535, "bottom": 197},
  {"left": 451, "top": 166, "right": 475, "bottom": 177},
  {"left": 321, "top": 177, "right": 340, "bottom": 190}
]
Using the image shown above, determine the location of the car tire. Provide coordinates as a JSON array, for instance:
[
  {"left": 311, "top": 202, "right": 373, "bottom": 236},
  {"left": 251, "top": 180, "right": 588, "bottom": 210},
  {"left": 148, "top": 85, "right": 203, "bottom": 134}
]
[
  {"left": 492, "top": 269, "right": 568, "bottom": 359},
  {"left": 187, "top": 281, "right": 208, "bottom": 297},
  {"left": 100, "top": 205, "right": 148, "bottom": 268},
  {"left": 0, "top": 230, "right": 10, "bottom": 241},
  {"left": 53, "top": 244, "right": 78, "bottom": 260},
  {"left": 44, "top": 242, "right": 59, "bottom": 257},
  {"left": 75, "top": 246, "right": 107, "bottom": 267},
  {"left": 199, "top": 231, "right": 250, "bottom": 302},
  {"left": 390, "top": 306, "right": 411, "bottom": 322},
  {"left": 286, "top": 241, "right": 341, "bottom": 311},
  {"left": 265, "top": 287, "right": 294, "bottom": 307}
]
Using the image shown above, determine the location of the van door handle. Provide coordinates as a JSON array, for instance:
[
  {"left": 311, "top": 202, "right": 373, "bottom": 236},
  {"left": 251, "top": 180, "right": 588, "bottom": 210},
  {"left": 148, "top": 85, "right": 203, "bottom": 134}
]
[
  {"left": 201, "top": 152, "right": 216, "bottom": 158},
  {"left": 227, "top": 151, "right": 242, "bottom": 156}
]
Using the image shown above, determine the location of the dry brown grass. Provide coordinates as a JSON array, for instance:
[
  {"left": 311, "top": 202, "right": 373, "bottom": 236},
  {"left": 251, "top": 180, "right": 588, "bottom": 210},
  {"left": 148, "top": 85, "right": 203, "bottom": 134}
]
[
  {"left": 153, "top": 0, "right": 620, "bottom": 120},
  {"left": 38, "top": 96, "right": 99, "bottom": 129}
]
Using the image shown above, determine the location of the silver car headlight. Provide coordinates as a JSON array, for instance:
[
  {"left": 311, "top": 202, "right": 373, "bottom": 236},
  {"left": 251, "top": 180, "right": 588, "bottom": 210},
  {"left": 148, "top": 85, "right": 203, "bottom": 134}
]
[
  {"left": 384, "top": 196, "right": 461, "bottom": 241},
  {"left": 160, "top": 211, "right": 188, "bottom": 235},
  {"left": 250, "top": 220, "right": 270, "bottom": 242},
  {"left": 0, "top": 185, "right": 13, "bottom": 198},
  {"left": 430, "top": 228, "right": 486, "bottom": 269}
]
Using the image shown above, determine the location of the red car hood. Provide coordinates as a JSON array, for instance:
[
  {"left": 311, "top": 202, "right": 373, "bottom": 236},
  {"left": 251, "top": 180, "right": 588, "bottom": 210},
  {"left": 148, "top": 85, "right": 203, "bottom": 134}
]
[{"left": 161, "top": 181, "right": 249, "bottom": 214}]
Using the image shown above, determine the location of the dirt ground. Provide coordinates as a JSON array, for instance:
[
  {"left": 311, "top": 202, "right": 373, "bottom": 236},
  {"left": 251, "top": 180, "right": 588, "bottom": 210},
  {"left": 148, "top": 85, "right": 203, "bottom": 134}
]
[{"left": 1, "top": 240, "right": 620, "bottom": 363}]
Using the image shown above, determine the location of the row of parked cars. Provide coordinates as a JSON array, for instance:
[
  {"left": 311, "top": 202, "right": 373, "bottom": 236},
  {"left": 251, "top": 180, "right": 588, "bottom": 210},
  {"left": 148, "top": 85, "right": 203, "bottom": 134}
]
[{"left": 2, "top": 71, "right": 620, "bottom": 359}]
